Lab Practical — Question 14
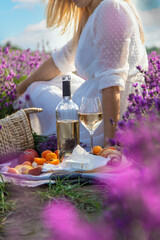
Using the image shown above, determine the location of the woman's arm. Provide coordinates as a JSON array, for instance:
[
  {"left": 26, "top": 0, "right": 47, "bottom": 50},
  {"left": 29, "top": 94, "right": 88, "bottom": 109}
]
[
  {"left": 16, "top": 56, "right": 61, "bottom": 97},
  {"left": 102, "top": 86, "right": 120, "bottom": 147}
]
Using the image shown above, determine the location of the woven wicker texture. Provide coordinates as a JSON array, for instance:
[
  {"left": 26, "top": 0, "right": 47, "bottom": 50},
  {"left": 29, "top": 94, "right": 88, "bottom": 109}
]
[{"left": 0, "top": 108, "right": 43, "bottom": 161}]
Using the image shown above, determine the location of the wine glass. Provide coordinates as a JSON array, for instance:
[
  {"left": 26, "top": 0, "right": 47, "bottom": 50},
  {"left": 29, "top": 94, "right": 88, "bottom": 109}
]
[{"left": 79, "top": 97, "right": 103, "bottom": 154}]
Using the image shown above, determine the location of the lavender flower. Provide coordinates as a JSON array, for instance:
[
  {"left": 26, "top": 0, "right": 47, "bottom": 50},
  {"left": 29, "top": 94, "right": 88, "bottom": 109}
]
[
  {"left": 0, "top": 45, "right": 49, "bottom": 119},
  {"left": 43, "top": 200, "right": 111, "bottom": 240},
  {"left": 36, "top": 134, "right": 57, "bottom": 154},
  {"left": 117, "top": 52, "right": 160, "bottom": 133},
  {"left": 25, "top": 94, "right": 30, "bottom": 101}
]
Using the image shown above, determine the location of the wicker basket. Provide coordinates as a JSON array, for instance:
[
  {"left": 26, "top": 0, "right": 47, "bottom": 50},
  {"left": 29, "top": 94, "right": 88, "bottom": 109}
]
[{"left": 0, "top": 108, "right": 43, "bottom": 162}]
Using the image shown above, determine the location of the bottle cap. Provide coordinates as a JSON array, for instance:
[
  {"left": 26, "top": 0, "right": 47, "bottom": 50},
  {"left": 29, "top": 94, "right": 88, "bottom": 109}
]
[{"left": 62, "top": 75, "right": 71, "bottom": 97}]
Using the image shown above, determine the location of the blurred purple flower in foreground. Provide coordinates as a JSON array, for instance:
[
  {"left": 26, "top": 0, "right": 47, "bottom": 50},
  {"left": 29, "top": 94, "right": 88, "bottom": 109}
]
[
  {"left": 43, "top": 200, "right": 112, "bottom": 240},
  {"left": 115, "top": 116, "right": 160, "bottom": 165},
  {"left": 42, "top": 116, "right": 160, "bottom": 240}
]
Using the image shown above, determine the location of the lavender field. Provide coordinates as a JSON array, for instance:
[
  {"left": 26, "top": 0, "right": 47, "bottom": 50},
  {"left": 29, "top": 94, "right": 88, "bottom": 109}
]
[
  {"left": 0, "top": 45, "right": 49, "bottom": 118},
  {"left": 1, "top": 45, "right": 160, "bottom": 240}
]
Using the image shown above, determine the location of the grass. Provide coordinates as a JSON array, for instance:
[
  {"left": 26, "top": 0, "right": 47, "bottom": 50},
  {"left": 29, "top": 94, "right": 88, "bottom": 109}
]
[
  {"left": 0, "top": 178, "right": 105, "bottom": 240},
  {"left": 0, "top": 174, "right": 104, "bottom": 222},
  {"left": 0, "top": 174, "right": 105, "bottom": 240},
  {"left": 0, "top": 175, "right": 16, "bottom": 237},
  {"left": 36, "top": 177, "right": 104, "bottom": 219},
  {"left": 0, "top": 175, "right": 15, "bottom": 215}
]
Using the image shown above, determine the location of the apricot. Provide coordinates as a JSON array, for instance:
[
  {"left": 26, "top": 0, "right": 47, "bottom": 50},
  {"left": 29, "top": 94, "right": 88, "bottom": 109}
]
[
  {"left": 47, "top": 159, "right": 60, "bottom": 165},
  {"left": 7, "top": 168, "right": 19, "bottom": 174},
  {"left": 18, "top": 152, "right": 35, "bottom": 164},
  {"left": 28, "top": 167, "right": 42, "bottom": 176},
  {"left": 15, "top": 164, "right": 33, "bottom": 174},
  {"left": 93, "top": 146, "right": 103, "bottom": 155},
  {"left": 41, "top": 150, "right": 52, "bottom": 158},
  {"left": 45, "top": 152, "right": 57, "bottom": 161},
  {"left": 34, "top": 157, "right": 47, "bottom": 165},
  {"left": 24, "top": 149, "right": 39, "bottom": 157}
]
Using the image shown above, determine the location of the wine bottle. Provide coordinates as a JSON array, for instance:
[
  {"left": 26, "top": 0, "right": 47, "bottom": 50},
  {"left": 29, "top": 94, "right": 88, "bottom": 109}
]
[{"left": 56, "top": 75, "right": 80, "bottom": 160}]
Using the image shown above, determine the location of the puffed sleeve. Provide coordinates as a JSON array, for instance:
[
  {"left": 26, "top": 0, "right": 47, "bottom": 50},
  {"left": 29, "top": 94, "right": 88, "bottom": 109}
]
[
  {"left": 51, "top": 38, "right": 76, "bottom": 73},
  {"left": 93, "top": 1, "right": 134, "bottom": 91}
]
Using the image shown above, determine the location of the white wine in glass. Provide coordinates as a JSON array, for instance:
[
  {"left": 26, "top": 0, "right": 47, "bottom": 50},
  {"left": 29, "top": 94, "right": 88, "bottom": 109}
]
[{"left": 79, "top": 97, "right": 103, "bottom": 154}]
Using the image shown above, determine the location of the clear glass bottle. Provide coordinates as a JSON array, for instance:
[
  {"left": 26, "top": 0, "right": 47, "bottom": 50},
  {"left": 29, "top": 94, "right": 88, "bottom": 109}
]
[{"left": 56, "top": 75, "right": 80, "bottom": 161}]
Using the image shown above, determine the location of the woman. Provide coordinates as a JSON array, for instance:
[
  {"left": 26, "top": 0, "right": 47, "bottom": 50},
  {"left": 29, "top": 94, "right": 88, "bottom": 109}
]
[{"left": 14, "top": 0, "right": 148, "bottom": 147}]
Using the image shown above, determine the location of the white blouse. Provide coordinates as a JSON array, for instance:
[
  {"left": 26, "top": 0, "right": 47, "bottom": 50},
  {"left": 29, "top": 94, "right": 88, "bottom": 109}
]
[{"left": 52, "top": 0, "right": 148, "bottom": 92}]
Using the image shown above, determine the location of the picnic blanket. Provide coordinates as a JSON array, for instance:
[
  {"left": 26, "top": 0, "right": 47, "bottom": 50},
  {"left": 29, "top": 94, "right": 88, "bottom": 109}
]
[
  {"left": 0, "top": 155, "right": 131, "bottom": 187},
  {"left": 0, "top": 170, "right": 117, "bottom": 187}
]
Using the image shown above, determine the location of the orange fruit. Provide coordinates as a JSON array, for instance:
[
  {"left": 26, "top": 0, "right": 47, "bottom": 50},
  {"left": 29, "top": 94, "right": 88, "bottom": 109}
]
[
  {"left": 93, "top": 146, "right": 103, "bottom": 155},
  {"left": 34, "top": 157, "right": 47, "bottom": 165},
  {"left": 45, "top": 152, "right": 57, "bottom": 161},
  {"left": 47, "top": 159, "right": 60, "bottom": 165},
  {"left": 41, "top": 150, "right": 53, "bottom": 158}
]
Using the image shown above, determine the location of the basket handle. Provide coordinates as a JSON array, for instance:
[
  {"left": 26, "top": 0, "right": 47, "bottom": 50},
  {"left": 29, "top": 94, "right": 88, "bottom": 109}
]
[{"left": 23, "top": 108, "right": 43, "bottom": 115}]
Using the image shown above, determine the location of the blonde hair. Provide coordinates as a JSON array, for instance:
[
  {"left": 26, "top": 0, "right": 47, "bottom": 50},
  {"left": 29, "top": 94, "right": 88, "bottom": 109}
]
[
  {"left": 44, "top": 0, "right": 144, "bottom": 45},
  {"left": 43, "top": 0, "right": 90, "bottom": 47}
]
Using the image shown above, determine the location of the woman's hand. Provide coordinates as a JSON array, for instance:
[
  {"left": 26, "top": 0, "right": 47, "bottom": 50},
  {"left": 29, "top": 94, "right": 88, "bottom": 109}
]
[
  {"left": 102, "top": 86, "right": 120, "bottom": 147},
  {"left": 16, "top": 56, "right": 61, "bottom": 98}
]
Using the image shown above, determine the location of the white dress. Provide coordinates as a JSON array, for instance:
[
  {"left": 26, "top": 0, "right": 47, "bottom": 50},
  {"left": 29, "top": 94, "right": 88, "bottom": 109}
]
[{"left": 13, "top": 0, "right": 148, "bottom": 147}]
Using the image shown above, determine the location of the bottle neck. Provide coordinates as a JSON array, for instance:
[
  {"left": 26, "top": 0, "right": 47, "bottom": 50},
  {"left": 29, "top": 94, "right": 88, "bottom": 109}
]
[{"left": 63, "top": 96, "right": 71, "bottom": 100}]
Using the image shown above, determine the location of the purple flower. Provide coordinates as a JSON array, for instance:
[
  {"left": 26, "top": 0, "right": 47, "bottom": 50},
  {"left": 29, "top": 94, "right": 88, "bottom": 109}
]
[
  {"left": 25, "top": 94, "right": 30, "bottom": 101},
  {"left": 141, "top": 84, "right": 146, "bottom": 89},
  {"left": 109, "top": 118, "right": 115, "bottom": 126},
  {"left": 136, "top": 65, "right": 142, "bottom": 71},
  {"left": 16, "top": 73, "right": 20, "bottom": 79},
  {"left": 0, "top": 125, "right": 2, "bottom": 130},
  {"left": 37, "top": 134, "right": 57, "bottom": 154},
  {"left": 43, "top": 200, "right": 111, "bottom": 240},
  {"left": 107, "top": 137, "right": 116, "bottom": 146},
  {"left": 128, "top": 93, "right": 134, "bottom": 101},
  {"left": 133, "top": 82, "right": 138, "bottom": 88},
  {"left": 154, "top": 97, "right": 160, "bottom": 112},
  {"left": 2, "top": 58, "right": 6, "bottom": 65},
  {"left": 124, "top": 110, "right": 129, "bottom": 119},
  {"left": 117, "top": 120, "right": 126, "bottom": 129},
  {"left": 4, "top": 102, "right": 9, "bottom": 107},
  {"left": 4, "top": 47, "right": 9, "bottom": 55}
]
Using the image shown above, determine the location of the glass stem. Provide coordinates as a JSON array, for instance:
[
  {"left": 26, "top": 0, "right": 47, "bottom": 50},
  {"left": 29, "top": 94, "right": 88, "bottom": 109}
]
[{"left": 90, "top": 133, "right": 93, "bottom": 154}]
